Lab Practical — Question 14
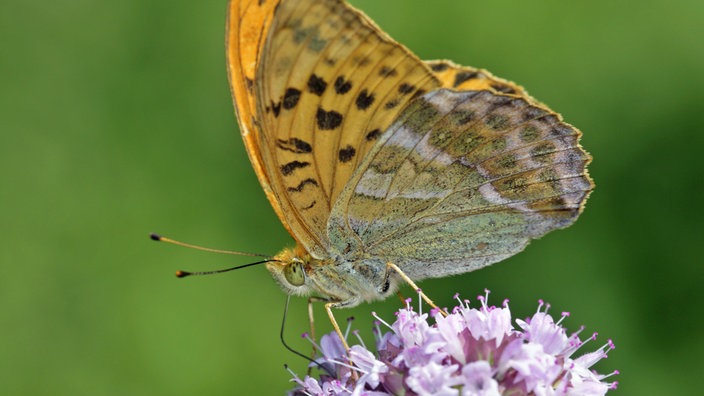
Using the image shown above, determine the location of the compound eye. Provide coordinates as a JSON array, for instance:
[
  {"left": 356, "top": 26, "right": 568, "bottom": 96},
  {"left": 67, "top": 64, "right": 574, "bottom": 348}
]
[{"left": 283, "top": 261, "right": 305, "bottom": 286}]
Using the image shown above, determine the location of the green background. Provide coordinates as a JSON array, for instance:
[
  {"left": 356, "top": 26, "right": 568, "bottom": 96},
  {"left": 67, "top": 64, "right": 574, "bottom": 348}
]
[{"left": 2, "top": 0, "right": 702, "bottom": 394}]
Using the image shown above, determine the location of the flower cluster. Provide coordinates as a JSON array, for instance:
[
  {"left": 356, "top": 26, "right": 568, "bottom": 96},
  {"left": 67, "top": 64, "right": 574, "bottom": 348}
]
[{"left": 288, "top": 291, "right": 618, "bottom": 395}]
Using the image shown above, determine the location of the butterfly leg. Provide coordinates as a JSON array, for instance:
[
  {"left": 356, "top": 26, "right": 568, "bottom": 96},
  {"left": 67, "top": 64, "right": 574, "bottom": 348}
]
[
  {"left": 324, "top": 300, "right": 362, "bottom": 381},
  {"left": 386, "top": 262, "right": 448, "bottom": 316},
  {"left": 306, "top": 296, "right": 325, "bottom": 366},
  {"left": 309, "top": 297, "right": 357, "bottom": 352},
  {"left": 324, "top": 301, "right": 351, "bottom": 352}
]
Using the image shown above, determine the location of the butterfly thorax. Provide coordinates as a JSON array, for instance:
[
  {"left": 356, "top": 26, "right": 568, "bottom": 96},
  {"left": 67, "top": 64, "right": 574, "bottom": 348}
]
[{"left": 267, "top": 245, "right": 396, "bottom": 307}]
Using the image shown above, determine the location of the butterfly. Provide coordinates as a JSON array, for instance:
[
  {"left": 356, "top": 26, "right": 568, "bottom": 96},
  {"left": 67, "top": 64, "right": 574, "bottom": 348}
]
[{"left": 225, "top": 0, "right": 592, "bottom": 345}]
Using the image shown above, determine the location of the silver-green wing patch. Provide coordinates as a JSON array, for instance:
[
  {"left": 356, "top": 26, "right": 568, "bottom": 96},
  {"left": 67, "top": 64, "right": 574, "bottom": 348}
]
[{"left": 328, "top": 89, "right": 592, "bottom": 280}]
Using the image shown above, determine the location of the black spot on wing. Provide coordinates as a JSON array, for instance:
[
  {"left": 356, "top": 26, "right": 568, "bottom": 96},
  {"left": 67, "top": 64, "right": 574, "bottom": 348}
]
[
  {"left": 365, "top": 129, "right": 382, "bottom": 141},
  {"left": 379, "top": 66, "right": 398, "bottom": 77},
  {"left": 316, "top": 107, "right": 343, "bottom": 130},
  {"left": 411, "top": 89, "right": 427, "bottom": 100},
  {"left": 334, "top": 76, "right": 352, "bottom": 94},
  {"left": 384, "top": 99, "right": 400, "bottom": 109},
  {"left": 282, "top": 88, "right": 301, "bottom": 110},
  {"left": 288, "top": 178, "right": 319, "bottom": 192},
  {"left": 453, "top": 71, "right": 480, "bottom": 87},
  {"left": 356, "top": 89, "right": 375, "bottom": 110},
  {"left": 338, "top": 145, "right": 356, "bottom": 163},
  {"left": 430, "top": 62, "right": 449, "bottom": 72},
  {"left": 276, "top": 138, "right": 312, "bottom": 153},
  {"left": 398, "top": 83, "right": 415, "bottom": 95},
  {"left": 269, "top": 100, "right": 282, "bottom": 117},
  {"left": 280, "top": 161, "right": 310, "bottom": 176},
  {"left": 307, "top": 74, "right": 327, "bottom": 96}
]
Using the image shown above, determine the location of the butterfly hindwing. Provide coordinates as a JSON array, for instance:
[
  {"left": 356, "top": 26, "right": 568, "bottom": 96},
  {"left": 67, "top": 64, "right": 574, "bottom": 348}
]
[{"left": 329, "top": 89, "right": 592, "bottom": 280}]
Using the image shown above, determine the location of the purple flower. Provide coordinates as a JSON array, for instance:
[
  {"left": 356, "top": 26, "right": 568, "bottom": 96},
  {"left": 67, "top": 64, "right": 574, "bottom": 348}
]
[
  {"left": 407, "top": 361, "right": 462, "bottom": 395},
  {"left": 460, "top": 361, "right": 500, "bottom": 396},
  {"left": 288, "top": 291, "right": 618, "bottom": 395},
  {"left": 349, "top": 345, "right": 388, "bottom": 389}
]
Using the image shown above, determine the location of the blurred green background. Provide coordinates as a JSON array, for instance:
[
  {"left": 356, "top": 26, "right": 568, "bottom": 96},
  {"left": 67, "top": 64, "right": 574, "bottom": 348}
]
[{"left": 1, "top": 0, "right": 702, "bottom": 394}]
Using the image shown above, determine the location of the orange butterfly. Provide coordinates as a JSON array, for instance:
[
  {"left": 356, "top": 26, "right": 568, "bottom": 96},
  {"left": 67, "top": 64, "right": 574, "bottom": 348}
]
[{"left": 226, "top": 0, "right": 592, "bottom": 347}]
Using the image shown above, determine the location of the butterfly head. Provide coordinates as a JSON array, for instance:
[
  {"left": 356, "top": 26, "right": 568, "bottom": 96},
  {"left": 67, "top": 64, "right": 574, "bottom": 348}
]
[
  {"left": 267, "top": 245, "right": 399, "bottom": 307},
  {"left": 267, "top": 245, "right": 318, "bottom": 298}
]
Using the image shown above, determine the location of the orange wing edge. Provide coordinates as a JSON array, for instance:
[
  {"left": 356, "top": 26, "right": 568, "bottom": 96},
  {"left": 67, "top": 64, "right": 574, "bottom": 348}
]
[{"left": 225, "top": 0, "right": 297, "bottom": 238}]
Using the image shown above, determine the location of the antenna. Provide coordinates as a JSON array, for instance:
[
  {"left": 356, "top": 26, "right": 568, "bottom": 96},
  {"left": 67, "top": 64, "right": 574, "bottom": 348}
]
[
  {"left": 150, "top": 233, "right": 271, "bottom": 258},
  {"left": 150, "top": 233, "right": 277, "bottom": 278},
  {"left": 174, "top": 259, "right": 276, "bottom": 278}
]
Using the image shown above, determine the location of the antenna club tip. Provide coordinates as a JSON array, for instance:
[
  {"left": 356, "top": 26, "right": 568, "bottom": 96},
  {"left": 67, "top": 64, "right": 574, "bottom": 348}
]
[
  {"left": 150, "top": 233, "right": 162, "bottom": 241},
  {"left": 175, "top": 270, "right": 191, "bottom": 278}
]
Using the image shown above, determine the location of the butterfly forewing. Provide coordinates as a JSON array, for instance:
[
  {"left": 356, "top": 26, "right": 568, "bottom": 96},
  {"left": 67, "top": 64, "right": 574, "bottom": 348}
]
[
  {"left": 328, "top": 89, "right": 592, "bottom": 280},
  {"left": 252, "top": 0, "right": 441, "bottom": 256}
]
